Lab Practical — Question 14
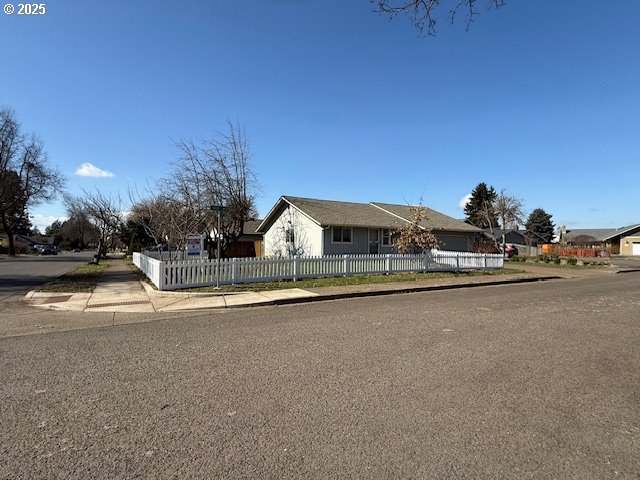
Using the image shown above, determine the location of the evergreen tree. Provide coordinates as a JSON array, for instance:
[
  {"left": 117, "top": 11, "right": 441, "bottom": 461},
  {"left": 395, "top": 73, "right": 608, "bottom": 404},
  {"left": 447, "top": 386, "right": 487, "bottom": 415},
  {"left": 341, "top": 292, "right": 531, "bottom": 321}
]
[
  {"left": 525, "top": 208, "right": 555, "bottom": 243},
  {"left": 464, "top": 182, "right": 498, "bottom": 229}
]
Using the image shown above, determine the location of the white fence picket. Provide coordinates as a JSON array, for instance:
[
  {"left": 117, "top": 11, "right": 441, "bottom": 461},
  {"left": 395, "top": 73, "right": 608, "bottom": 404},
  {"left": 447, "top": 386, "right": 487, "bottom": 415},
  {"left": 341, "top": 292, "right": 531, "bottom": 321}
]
[{"left": 134, "top": 251, "right": 504, "bottom": 291}]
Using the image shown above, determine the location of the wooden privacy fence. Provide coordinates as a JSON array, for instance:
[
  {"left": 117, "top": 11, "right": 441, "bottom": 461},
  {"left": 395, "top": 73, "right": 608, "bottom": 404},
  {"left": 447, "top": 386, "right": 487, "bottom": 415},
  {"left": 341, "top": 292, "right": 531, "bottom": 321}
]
[
  {"left": 133, "top": 251, "right": 504, "bottom": 291},
  {"left": 541, "top": 244, "right": 608, "bottom": 258}
]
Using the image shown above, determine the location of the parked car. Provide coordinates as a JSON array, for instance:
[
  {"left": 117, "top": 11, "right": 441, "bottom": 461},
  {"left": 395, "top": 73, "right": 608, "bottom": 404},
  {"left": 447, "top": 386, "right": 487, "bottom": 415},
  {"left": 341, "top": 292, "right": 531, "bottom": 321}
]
[
  {"left": 504, "top": 244, "right": 519, "bottom": 258},
  {"left": 40, "top": 245, "right": 57, "bottom": 255}
]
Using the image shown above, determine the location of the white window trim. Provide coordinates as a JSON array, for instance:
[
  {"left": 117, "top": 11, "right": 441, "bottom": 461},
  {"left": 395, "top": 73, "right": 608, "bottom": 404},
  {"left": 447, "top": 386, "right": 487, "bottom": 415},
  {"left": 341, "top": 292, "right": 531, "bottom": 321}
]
[
  {"left": 331, "top": 226, "right": 353, "bottom": 244},
  {"left": 381, "top": 228, "right": 393, "bottom": 246}
]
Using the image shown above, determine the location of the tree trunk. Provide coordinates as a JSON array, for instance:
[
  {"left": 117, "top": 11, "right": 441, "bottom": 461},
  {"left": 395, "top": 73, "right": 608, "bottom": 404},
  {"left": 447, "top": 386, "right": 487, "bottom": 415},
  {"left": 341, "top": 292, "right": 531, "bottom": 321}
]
[{"left": 1, "top": 213, "right": 16, "bottom": 256}]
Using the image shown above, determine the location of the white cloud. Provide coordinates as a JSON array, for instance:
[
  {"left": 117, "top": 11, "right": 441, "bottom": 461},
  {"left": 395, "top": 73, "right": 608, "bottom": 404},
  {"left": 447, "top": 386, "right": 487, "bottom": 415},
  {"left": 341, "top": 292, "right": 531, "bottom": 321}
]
[
  {"left": 75, "top": 162, "right": 114, "bottom": 178},
  {"left": 31, "top": 214, "right": 68, "bottom": 233},
  {"left": 459, "top": 193, "right": 472, "bottom": 210}
]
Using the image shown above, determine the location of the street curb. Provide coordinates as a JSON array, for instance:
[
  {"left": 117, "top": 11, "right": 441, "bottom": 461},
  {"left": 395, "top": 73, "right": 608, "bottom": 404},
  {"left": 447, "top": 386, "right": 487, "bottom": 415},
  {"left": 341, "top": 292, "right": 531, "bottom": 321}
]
[
  {"left": 221, "top": 275, "right": 562, "bottom": 309},
  {"left": 615, "top": 268, "right": 640, "bottom": 274}
]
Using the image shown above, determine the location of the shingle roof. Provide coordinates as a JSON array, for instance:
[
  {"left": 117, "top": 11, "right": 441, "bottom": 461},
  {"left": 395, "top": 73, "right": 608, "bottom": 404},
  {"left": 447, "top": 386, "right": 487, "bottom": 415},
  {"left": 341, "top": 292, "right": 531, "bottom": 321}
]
[
  {"left": 258, "top": 196, "right": 481, "bottom": 233},
  {"left": 566, "top": 228, "right": 620, "bottom": 243},
  {"left": 242, "top": 219, "right": 263, "bottom": 235},
  {"left": 483, "top": 228, "right": 546, "bottom": 242},
  {"left": 372, "top": 203, "right": 482, "bottom": 233},
  {"left": 602, "top": 224, "right": 640, "bottom": 241},
  {"left": 283, "top": 196, "right": 406, "bottom": 229}
]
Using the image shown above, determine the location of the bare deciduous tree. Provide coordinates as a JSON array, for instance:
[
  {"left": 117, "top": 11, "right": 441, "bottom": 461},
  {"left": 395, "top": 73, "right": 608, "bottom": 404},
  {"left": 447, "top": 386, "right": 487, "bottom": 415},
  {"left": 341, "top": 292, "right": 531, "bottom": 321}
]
[
  {"left": 129, "top": 122, "right": 258, "bottom": 259},
  {"left": 375, "top": 0, "right": 505, "bottom": 36},
  {"left": 493, "top": 190, "right": 525, "bottom": 252},
  {"left": 128, "top": 193, "right": 203, "bottom": 260},
  {"left": 0, "top": 108, "right": 64, "bottom": 255},
  {"left": 393, "top": 204, "right": 440, "bottom": 253},
  {"left": 71, "top": 190, "right": 123, "bottom": 260},
  {"left": 64, "top": 196, "right": 98, "bottom": 249}
]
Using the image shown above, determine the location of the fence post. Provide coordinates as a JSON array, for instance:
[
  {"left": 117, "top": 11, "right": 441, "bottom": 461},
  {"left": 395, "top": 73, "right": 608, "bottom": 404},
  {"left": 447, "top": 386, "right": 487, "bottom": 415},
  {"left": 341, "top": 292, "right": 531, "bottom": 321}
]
[
  {"left": 293, "top": 255, "right": 300, "bottom": 281},
  {"left": 456, "top": 253, "right": 460, "bottom": 271},
  {"left": 343, "top": 254, "right": 350, "bottom": 276},
  {"left": 231, "top": 258, "right": 238, "bottom": 284},
  {"left": 483, "top": 254, "right": 487, "bottom": 269},
  {"left": 386, "top": 254, "right": 391, "bottom": 275},
  {"left": 159, "top": 260, "right": 166, "bottom": 291}
]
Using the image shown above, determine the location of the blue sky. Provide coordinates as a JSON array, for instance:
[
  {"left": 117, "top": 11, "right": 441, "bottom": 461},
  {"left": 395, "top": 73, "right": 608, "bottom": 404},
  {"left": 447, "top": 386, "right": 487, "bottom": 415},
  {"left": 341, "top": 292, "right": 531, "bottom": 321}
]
[{"left": 2, "top": 0, "right": 639, "bottom": 231}]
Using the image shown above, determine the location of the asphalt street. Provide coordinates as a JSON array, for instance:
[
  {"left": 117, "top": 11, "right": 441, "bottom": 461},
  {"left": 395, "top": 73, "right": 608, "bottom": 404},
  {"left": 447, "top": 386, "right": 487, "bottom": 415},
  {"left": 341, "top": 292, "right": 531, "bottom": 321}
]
[
  {"left": 0, "top": 251, "right": 94, "bottom": 302},
  {"left": 1, "top": 272, "right": 639, "bottom": 478}
]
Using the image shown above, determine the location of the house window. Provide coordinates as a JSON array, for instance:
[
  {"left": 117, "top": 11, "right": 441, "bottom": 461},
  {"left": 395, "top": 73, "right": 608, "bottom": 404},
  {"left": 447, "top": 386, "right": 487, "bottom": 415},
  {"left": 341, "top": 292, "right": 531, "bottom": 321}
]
[
  {"left": 332, "top": 227, "right": 352, "bottom": 244},
  {"left": 285, "top": 228, "right": 295, "bottom": 245},
  {"left": 382, "top": 229, "right": 393, "bottom": 246}
]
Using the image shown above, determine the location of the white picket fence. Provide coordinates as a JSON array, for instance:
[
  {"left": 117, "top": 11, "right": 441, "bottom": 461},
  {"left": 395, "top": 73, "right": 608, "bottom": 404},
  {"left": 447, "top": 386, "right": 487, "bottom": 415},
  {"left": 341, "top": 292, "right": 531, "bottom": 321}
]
[{"left": 133, "top": 251, "right": 503, "bottom": 291}]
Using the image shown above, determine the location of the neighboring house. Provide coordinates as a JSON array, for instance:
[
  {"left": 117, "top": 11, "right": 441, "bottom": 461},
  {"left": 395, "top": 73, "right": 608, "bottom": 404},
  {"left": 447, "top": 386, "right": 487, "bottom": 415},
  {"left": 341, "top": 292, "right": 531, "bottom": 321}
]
[
  {"left": 483, "top": 228, "right": 546, "bottom": 246},
  {"left": 564, "top": 224, "right": 640, "bottom": 256},
  {"left": 224, "top": 219, "right": 264, "bottom": 258},
  {"left": 0, "top": 233, "right": 40, "bottom": 253},
  {"left": 257, "top": 196, "right": 482, "bottom": 257},
  {"left": 483, "top": 228, "right": 546, "bottom": 256},
  {"left": 29, "top": 235, "right": 55, "bottom": 247}
]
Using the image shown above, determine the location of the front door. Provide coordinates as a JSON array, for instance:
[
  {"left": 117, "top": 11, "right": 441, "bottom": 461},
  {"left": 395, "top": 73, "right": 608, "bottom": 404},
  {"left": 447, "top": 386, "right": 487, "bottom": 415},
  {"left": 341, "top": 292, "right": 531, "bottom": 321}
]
[{"left": 369, "top": 229, "right": 379, "bottom": 254}]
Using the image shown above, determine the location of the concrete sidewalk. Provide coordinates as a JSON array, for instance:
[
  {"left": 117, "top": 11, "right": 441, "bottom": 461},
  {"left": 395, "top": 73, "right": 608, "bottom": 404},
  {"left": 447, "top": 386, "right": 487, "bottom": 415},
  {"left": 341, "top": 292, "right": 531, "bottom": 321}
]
[{"left": 25, "top": 259, "right": 623, "bottom": 313}]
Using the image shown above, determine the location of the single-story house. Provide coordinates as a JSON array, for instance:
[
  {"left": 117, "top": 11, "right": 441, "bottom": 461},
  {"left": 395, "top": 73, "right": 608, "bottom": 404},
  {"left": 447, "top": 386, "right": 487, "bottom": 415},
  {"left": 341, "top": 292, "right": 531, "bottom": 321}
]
[
  {"left": 0, "top": 233, "right": 48, "bottom": 254},
  {"left": 257, "top": 196, "right": 482, "bottom": 257},
  {"left": 563, "top": 224, "right": 640, "bottom": 256}
]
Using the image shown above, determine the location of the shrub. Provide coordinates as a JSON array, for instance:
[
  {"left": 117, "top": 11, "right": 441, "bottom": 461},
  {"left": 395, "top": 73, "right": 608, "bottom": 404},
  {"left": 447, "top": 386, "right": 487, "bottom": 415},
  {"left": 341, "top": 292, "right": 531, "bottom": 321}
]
[
  {"left": 567, "top": 257, "right": 577, "bottom": 266},
  {"left": 582, "top": 260, "right": 590, "bottom": 266},
  {"left": 543, "top": 255, "right": 551, "bottom": 263}
]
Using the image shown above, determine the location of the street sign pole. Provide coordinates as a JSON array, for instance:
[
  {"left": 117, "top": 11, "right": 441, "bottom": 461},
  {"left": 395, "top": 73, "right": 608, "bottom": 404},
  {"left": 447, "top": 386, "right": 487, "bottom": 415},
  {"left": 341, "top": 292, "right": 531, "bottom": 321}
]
[
  {"left": 216, "top": 209, "right": 221, "bottom": 288},
  {"left": 210, "top": 205, "right": 228, "bottom": 289}
]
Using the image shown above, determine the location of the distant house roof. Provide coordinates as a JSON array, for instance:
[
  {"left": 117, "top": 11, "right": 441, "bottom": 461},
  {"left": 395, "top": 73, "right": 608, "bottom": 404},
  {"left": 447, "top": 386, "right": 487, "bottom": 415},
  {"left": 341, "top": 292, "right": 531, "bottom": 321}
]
[
  {"left": 484, "top": 228, "right": 546, "bottom": 243},
  {"left": 601, "top": 224, "right": 640, "bottom": 241},
  {"left": 257, "top": 196, "right": 482, "bottom": 234},
  {"left": 242, "top": 219, "right": 263, "bottom": 236},
  {"left": 29, "top": 235, "right": 55, "bottom": 245},
  {"left": 566, "top": 224, "right": 640, "bottom": 243},
  {"left": 0, "top": 233, "right": 38, "bottom": 244}
]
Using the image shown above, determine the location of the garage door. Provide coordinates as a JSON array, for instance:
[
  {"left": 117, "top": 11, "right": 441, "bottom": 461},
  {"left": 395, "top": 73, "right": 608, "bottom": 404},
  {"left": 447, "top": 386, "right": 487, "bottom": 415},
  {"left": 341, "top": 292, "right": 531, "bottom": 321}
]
[{"left": 633, "top": 242, "right": 640, "bottom": 256}]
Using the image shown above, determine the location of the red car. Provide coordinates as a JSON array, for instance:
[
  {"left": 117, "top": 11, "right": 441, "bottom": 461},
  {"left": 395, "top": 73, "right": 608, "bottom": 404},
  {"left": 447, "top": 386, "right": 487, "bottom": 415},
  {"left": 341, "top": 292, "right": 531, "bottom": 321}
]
[{"left": 504, "top": 244, "right": 519, "bottom": 257}]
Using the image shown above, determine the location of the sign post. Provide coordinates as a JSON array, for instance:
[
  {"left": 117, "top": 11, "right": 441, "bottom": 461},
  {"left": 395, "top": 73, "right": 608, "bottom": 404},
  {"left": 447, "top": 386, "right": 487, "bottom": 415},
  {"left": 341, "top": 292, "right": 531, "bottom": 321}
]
[{"left": 210, "top": 205, "right": 228, "bottom": 288}]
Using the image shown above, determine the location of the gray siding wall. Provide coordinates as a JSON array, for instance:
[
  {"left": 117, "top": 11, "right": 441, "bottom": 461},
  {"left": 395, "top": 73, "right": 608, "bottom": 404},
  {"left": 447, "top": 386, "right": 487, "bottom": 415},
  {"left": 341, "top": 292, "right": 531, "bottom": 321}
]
[
  {"left": 323, "top": 227, "right": 398, "bottom": 255},
  {"left": 321, "top": 228, "right": 476, "bottom": 254},
  {"left": 323, "top": 227, "right": 369, "bottom": 255},
  {"left": 436, "top": 233, "right": 475, "bottom": 252}
]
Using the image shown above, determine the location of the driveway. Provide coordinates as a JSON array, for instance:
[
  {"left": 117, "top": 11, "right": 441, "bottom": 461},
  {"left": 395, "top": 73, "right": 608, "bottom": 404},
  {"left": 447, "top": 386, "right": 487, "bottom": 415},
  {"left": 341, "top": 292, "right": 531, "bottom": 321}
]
[{"left": 611, "top": 255, "right": 640, "bottom": 269}]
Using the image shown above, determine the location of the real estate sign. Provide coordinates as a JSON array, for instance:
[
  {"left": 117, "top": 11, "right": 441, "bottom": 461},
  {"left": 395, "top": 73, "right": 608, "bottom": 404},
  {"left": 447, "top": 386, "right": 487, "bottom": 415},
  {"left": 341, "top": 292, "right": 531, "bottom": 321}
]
[{"left": 185, "top": 234, "right": 205, "bottom": 256}]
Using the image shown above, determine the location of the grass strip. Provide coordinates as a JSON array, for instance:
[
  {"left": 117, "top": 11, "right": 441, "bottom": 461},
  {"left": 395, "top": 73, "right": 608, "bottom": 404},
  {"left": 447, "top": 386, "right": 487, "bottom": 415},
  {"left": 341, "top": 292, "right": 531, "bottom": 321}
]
[
  {"left": 506, "top": 259, "right": 608, "bottom": 269},
  {"left": 180, "top": 268, "right": 526, "bottom": 293},
  {"left": 37, "top": 261, "right": 109, "bottom": 293}
]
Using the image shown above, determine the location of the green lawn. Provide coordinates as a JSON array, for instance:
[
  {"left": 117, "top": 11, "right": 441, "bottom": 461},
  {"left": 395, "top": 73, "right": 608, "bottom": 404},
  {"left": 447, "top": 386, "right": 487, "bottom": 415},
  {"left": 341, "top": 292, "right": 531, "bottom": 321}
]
[
  {"left": 180, "top": 268, "right": 525, "bottom": 293},
  {"left": 37, "top": 261, "right": 110, "bottom": 293}
]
